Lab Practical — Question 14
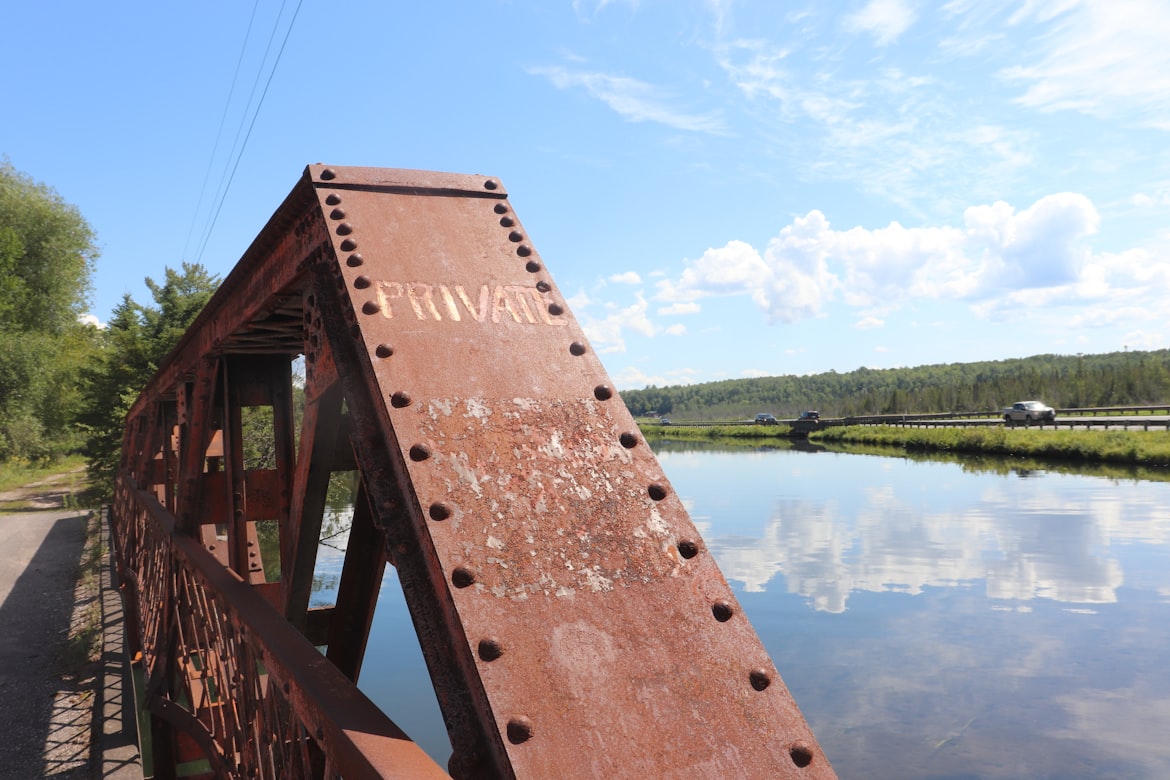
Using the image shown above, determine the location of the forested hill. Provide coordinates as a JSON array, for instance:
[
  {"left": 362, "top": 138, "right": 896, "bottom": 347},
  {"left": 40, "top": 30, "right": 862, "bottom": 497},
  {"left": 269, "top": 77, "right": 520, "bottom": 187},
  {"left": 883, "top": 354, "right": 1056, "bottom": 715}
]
[{"left": 619, "top": 350, "right": 1170, "bottom": 421}]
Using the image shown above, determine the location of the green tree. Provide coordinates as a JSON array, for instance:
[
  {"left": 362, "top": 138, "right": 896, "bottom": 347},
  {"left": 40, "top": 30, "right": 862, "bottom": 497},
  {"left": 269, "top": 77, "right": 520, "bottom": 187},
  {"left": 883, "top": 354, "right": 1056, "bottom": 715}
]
[
  {"left": 80, "top": 264, "right": 220, "bottom": 495},
  {"left": 0, "top": 161, "right": 100, "bottom": 460},
  {"left": 0, "top": 159, "right": 97, "bottom": 333}
]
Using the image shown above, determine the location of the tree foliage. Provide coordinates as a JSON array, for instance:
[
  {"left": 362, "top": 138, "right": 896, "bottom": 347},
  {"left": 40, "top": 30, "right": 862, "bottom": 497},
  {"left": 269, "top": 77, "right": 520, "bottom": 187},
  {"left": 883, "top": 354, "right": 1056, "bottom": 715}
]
[
  {"left": 620, "top": 350, "right": 1170, "bottom": 421},
  {"left": 0, "top": 160, "right": 101, "bottom": 460},
  {"left": 79, "top": 264, "right": 220, "bottom": 493},
  {"left": 0, "top": 159, "right": 97, "bottom": 333}
]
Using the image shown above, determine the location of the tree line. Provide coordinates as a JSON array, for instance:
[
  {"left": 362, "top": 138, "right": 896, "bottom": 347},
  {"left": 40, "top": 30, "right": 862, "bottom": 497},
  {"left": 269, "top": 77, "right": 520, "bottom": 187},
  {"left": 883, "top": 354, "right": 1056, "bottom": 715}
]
[
  {"left": 6, "top": 159, "right": 1170, "bottom": 495},
  {"left": 619, "top": 350, "right": 1170, "bottom": 421},
  {"left": 0, "top": 160, "right": 220, "bottom": 498}
]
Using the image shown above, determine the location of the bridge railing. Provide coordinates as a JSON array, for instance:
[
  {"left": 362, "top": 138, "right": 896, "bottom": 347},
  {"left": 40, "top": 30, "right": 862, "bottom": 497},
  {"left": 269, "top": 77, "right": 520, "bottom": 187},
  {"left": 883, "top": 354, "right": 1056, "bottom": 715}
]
[{"left": 112, "top": 482, "right": 445, "bottom": 779}]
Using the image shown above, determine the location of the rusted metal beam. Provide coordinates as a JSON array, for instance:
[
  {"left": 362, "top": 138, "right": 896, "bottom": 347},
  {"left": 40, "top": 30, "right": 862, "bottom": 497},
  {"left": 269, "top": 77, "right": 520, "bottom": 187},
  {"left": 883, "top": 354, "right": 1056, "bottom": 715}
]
[{"left": 114, "top": 165, "right": 835, "bottom": 779}]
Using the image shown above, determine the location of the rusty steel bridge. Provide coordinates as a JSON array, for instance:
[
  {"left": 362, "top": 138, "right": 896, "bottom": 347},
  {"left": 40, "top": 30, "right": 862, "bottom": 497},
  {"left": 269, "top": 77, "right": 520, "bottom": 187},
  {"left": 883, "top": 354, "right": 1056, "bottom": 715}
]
[{"left": 110, "top": 166, "right": 835, "bottom": 779}]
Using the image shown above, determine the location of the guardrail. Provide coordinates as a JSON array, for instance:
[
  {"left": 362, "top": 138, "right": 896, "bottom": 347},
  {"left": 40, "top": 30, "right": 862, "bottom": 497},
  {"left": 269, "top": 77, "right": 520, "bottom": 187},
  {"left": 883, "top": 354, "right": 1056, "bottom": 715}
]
[{"left": 643, "top": 405, "right": 1170, "bottom": 428}]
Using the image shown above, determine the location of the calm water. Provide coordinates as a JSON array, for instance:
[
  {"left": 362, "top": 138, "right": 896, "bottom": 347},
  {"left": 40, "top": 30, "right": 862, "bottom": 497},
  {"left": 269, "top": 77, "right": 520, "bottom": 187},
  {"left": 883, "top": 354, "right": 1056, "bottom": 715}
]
[{"left": 313, "top": 445, "right": 1170, "bottom": 778}]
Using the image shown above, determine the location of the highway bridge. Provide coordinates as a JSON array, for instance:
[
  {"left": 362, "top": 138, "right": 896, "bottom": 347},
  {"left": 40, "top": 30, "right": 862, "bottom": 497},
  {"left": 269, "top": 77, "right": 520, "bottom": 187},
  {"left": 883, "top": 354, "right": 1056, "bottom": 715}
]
[{"left": 108, "top": 167, "right": 835, "bottom": 779}]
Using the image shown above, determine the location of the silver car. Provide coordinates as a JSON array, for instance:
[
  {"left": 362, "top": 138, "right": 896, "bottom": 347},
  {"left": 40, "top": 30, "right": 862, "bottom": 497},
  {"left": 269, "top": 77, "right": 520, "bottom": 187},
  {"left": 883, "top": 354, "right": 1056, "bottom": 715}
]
[{"left": 1002, "top": 401, "right": 1056, "bottom": 424}]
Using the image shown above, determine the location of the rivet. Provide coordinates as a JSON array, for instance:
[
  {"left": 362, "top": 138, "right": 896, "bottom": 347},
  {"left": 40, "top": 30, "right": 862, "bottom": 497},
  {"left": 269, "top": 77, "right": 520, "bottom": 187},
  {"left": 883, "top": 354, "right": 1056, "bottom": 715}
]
[
  {"left": 484, "top": 179, "right": 498, "bottom": 190},
  {"left": 594, "top": 385, "right": 613, "bottom": 401},
  {"left": 428, "top": 502, "right": 452, "bottom": 521},
  {"left": 329, "top": 208, "right": 346, "bottom": 220},
  {"left": 325, "top": 194, "right": 341, "bottom": 205},
  {"left": 283, "top": 682, "right": 290, "bottom": 694},
  {"left": 789, "top": 743, "right": 814, "bottom": 768},
  {"left": 353, "top": 276, "right": 371, "bottom": 289},
  {"left": 569, "top": 342, "right": 586, "bottom": 356},
  {"left": 525, "top": 260, "right": 542, "bottom": 273},
  {"left": 619, "top": 432, "right": 638, "bottom": 448},
  {"left": 478, "top": 638, "right": 503, "bottom": 661},
  {"left": 506, "top": 717, "right": 533, "bottom": 744},
  {"left": 320, "top": 168, "right": 336, "bottom": 180},
  {"left": 517, "top": 245, "right": 532, "bottom": 257},
  {"left": 340, "top": 238, "right": 358, "bottom": 252},
  {"left": 361, "top": 301, "right": 380, "bottom": 315},
  {"left": 375, "top": 344, "right": 394, "bottom": 358},
  {"left": 452, "top": 567, "right": 476, "bottom": 588},
  {"left": 712, "top": 601, "right": 734, "bottom": 622},
  {"left": 499, "top": 216, "right": 515, "bottom": 227},
  {"left": 648, "top": 483, "right": 668, "bottom": 501},
  {"left": 346, "top": 253, "right": 364, "bottom": 267},
  {"left": 536, "top": 281, "right": 551, "bottom": 292},
  {"left": 390, "top": 391, "right": 412, "bottom": 408},
  {"left": 336, "top": 222, "right": 353, "bottom": 235},
  {"left": 508, "top": 230, "right": 523, "bottom": 243},
  {"left": 548, "top": 303, "right": 564, "bottom": 316},
  {"left": 409, "top": 444, "right": 431, "bottom": 462},
  {"left": 494, "top": 203, "right": 508, "bottom": 214},
  {"left": 677, "top": 540, "right": 699, "bottom": 559},
  {"left": 749, "top": 669, "right": 772, "bottom": 691}
]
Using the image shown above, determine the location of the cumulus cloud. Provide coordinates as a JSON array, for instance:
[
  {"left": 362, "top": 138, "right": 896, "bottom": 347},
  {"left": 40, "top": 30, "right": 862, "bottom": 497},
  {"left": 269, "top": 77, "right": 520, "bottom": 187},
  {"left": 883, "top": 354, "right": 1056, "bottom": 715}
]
[
  {"left": 577, "top": 293, "right": 656, "bottom": 353},
  {"left": 608, "top": 270, "right": 642, "bottom": 284},
  {"left": 654, "top": 193, "right": 1144, "bottom": 326}
]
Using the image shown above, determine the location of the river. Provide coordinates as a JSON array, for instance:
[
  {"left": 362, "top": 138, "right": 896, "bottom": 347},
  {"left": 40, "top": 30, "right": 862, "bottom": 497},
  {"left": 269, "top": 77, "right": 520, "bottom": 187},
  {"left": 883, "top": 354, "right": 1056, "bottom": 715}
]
[{"left": 313, "top": 442, "right": 1170, "bottom": 778}]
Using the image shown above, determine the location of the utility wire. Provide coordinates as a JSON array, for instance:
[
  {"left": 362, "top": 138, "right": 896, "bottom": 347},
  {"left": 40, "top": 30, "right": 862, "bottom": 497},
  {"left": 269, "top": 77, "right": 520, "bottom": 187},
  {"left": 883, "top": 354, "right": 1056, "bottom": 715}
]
[
  {"left": 181, "top": 0, "right": 262, "bottom": 264},
  {"left": 195, "top": 0, "right": 305, "bottom": 266}
]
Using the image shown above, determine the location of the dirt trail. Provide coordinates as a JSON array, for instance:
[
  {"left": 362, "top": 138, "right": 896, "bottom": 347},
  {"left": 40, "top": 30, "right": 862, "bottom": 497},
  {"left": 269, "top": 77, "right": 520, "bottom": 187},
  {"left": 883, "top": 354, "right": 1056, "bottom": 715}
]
[{"left": 0, "top": 466, "right": 88, "bottom": 510}]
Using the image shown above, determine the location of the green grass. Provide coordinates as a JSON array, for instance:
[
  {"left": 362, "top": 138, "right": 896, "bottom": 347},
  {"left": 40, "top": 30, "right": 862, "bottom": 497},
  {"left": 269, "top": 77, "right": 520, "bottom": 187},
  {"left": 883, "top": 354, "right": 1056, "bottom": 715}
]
[
  {"left": 637, "top": 421, "right": 793, "bottom": 440},
  {"left": 812, "top": 426, "right": 1170, "bottom": 468},
  {"left": 0, "top": 454, "right": 87, "bottom": 492}
]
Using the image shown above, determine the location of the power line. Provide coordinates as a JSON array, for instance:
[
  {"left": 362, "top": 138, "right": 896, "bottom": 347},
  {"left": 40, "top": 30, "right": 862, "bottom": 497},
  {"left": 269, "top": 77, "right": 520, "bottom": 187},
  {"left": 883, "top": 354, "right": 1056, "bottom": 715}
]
[
  {"left": 181, "top": 0, "right": 262, "bottom": 264},
  {"left": 194, "top": 0, "right": 305, "bottom": 266}
]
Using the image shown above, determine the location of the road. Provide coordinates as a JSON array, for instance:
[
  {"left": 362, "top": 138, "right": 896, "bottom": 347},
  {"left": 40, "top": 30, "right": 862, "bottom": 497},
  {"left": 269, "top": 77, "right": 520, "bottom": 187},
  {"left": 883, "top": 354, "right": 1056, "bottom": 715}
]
[{"left": 0, "top": 507, "right": 90, "bottom": 779}]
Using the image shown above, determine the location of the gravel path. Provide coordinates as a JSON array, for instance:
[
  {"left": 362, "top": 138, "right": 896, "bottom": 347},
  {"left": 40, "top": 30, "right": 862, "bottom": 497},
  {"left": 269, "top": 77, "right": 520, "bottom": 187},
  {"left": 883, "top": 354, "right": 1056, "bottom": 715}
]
[{"left": 0, "top": 470, "right": 141, "bottom": 779}]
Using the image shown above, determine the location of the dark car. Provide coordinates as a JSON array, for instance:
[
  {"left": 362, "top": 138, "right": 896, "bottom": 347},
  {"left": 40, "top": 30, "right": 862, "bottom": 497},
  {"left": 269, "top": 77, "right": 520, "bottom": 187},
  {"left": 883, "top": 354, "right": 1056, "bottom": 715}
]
[
  {"left": 754, "top": 413, "right": 778, "bottom": 425},
  {"left": 799, "top": 410, "right": 820, "bottom": 421}
]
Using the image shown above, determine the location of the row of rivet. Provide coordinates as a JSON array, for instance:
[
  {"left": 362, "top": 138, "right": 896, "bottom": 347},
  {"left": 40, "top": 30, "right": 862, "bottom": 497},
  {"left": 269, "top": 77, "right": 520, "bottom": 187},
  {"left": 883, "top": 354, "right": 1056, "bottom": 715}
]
[{"left": 320, "top": 176, "right": 789, "bottom": 757}]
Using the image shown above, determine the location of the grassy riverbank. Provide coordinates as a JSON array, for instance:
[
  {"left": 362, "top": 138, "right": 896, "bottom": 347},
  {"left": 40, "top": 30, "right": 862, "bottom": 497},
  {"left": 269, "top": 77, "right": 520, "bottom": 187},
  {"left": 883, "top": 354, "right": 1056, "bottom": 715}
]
[
  {"left": 814, "top": 426, "right": 1170, "bottom": 467},
  {"left": 639, "top": 422, "right": 1170, "bottom": 469}
]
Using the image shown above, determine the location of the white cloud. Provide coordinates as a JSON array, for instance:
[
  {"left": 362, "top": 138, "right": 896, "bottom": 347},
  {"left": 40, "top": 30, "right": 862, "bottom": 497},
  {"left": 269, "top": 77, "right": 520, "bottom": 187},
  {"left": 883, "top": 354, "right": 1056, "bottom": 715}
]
[
  {"left": 655, "top": 193, "right": 1167, "bottom": 328},
  {"left": 529, "top": 66, "right": 727, "bottom": 133},
  {"left": 577, "top": 292, "right": 656, "bottom": 353},
  {"left": 665, "top": 323, "right": 687, "bottom": 336},
  {"left": 843, "top": 0, "right": 917, "bottom": 46},
  {"left": 611, "top": 365, "right": 698, "bottom": 390},
  {"left": 78, "top": 313, "right": 106, "bottom": 329},
  {"left": 608, "top": 270, "right": 643, "bottom": 285},
  {"left": 658, "top": 301, "right": 701, "bottom": 315},
  {"left": 1000, "top": 0, "right": 1170, "bottom": 128}
]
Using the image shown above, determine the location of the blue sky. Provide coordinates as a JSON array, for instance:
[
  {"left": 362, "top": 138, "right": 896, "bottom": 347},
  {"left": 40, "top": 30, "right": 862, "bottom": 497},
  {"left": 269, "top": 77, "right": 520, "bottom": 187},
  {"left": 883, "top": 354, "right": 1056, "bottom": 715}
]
[{"left": 4, "top": 0, "right": 1168, "bottom": 389}]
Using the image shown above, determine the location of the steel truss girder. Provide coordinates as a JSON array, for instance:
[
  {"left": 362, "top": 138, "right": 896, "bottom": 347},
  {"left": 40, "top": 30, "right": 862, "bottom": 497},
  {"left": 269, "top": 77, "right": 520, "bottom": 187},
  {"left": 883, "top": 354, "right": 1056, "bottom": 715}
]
[{"left": 113, "top": 165, "right": 835, "bottom": 779}]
